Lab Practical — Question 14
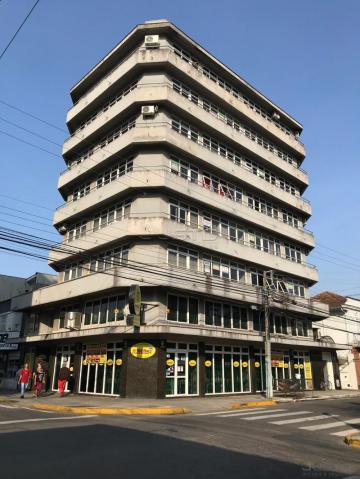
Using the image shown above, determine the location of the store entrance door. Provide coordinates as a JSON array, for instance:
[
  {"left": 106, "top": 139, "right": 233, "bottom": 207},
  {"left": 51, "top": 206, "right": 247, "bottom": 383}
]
[{"left": 52, "top": 345, "right": 75, "bottom": 392}]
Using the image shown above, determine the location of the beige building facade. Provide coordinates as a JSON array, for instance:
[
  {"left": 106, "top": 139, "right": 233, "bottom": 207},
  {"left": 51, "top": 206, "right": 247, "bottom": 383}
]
[{"left": 11, "top": 20, "right": 341, "bottom": 398}]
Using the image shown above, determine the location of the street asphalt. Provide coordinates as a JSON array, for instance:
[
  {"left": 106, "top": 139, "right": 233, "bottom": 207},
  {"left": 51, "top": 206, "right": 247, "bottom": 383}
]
[{"left": 0, "top": 398, "right": 360, "bottom": 479}]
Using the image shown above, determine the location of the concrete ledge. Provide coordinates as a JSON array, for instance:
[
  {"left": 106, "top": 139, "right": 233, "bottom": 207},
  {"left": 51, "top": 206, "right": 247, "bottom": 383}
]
[
  {"left": 31, "top": 403, "right": 189, "bottom": 415},
  {"left": 344, "top": 433, "right": 360, "bottom": 448},
  {"left": 230, "top": 400, "right": 277, "bottom": 409}
]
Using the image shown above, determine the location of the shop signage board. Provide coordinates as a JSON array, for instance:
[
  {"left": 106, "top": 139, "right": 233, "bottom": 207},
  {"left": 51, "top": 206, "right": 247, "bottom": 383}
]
[
  {"left": 130, "top": 342, "right": 156, "bottom": 359},
  {"left": 304, "top": 359, "right": 312, "bottom": 380},
  {"left": 86, "top": 344, "right": 107, "bottom": 364},
  {"left": 271, "top": 353, "right": 284, "bottom": 367},
  {"left": 129, "top": 285, "right": 141, "bottom": 315},
  {"left": 0, "top": 342, "right": 18, "bottom": 351}
]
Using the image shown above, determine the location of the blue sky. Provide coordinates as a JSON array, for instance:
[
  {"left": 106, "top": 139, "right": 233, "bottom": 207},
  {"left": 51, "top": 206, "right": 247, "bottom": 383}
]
[{"left": 0, "top": 0, "right": 359, "bottom": 296}]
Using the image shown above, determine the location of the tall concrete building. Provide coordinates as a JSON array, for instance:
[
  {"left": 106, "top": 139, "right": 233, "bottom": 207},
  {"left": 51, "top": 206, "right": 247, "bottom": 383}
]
[{"left": 12, "top": 20, "right": 341, "bottom": 398}]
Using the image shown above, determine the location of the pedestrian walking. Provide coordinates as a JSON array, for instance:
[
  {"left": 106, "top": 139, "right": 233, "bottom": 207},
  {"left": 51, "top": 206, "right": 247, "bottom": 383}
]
[
  {"left": 33, "top": 365, "right": 46, "bottom": 398},
  {"left": 58, "top": 365, "right": 71, "bottom": 396},
  {"left": 18, "top": 363, "right": 31, "bottom": 398},
  {"left": 68, "top": 366, "right": 75, "bottom": 394}
]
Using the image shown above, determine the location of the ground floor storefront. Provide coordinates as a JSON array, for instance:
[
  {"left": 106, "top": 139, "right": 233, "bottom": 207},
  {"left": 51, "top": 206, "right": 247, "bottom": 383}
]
[{"left": 21, "top": 338, "right": 340, "bottom": 399}]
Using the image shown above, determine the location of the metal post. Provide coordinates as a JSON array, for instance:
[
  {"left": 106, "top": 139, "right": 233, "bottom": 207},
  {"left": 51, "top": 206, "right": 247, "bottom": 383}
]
[{"left": 264, "top": 274, "right": 273, "bottom": 400}]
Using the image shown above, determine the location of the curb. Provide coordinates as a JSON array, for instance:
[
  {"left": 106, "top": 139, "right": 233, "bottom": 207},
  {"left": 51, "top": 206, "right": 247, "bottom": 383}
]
[
  {"left": 276, "top": 394, "right": 360, "bottom": 403},
  {"left": 344, "top": 434, "right": 360, "bottom": 448},
  {"left": 31, "top": 403, "right": 190, "bottom": 415},
  {"left": 230, "top": 400, "right": 277, "bottom": 410},
  {"left": 0, "top": 398, "right": 18, "bottom": 404}
]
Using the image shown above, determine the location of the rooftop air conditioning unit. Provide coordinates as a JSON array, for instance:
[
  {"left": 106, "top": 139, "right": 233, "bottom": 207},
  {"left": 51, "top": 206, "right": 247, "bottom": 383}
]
[
  {"left": 144, "top": 35, "right": 160, "bottom": 48},
  {"left": 141, "top": 105, "right": 157, "bottom": 118},
  {"left": 64, "top": 311, "right": 82, "bottom": 330},
  {"left": 58, "top": 225, "right": 68, "bottom": 235}
]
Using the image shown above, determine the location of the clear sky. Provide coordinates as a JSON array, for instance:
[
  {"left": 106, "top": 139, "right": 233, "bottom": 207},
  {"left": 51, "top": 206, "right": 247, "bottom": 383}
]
[{"left": 0, "top": 0, "right": 359, "bottom": 296}]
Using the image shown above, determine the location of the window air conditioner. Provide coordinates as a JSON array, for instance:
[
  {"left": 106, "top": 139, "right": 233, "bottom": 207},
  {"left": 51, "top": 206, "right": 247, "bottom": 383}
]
[
  {"left": 144, "top": 35, "right": 160, "bottom": 48},
  {"left": 64, "top": 312, "right": 82, "bottom": 330},
  {"left": 141, "top": 105, "right": 157, "bottom": 118}
]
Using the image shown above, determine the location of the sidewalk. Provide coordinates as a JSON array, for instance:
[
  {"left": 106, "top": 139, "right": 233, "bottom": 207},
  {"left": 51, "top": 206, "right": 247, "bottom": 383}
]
[{"left": 1, "top": 389, "right": 359, "bottom": 415}]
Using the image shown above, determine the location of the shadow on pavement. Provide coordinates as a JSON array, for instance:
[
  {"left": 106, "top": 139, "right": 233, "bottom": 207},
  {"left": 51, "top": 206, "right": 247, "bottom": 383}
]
[{"left": 0, "top": 424, "right": 349, "bottom": 479}]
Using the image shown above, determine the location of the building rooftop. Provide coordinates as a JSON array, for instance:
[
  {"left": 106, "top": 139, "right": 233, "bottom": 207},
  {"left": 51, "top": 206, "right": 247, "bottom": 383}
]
[{"left": 312, "top": 291, "right": 347, "bottom": 310}]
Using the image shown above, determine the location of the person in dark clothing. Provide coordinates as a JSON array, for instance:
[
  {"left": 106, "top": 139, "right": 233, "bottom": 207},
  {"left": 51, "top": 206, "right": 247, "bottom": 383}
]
[
  {"left": 58, "top": 365, "right": 71, "bottom": 396},
  {"left": 67, "top": 366, "right": 75, "bottom": 394},
  {"left": 33, "top": 365, "right": 46, "bottom": 398}
]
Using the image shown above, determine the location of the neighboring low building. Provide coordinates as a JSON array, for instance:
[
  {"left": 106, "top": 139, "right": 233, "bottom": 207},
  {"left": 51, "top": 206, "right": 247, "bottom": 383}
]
[
  {"left": 0, "top": 273, "right": 57, "bottom": 389},
  {"left": 312, "top": 292, "right": 360, "bottom": 390}
]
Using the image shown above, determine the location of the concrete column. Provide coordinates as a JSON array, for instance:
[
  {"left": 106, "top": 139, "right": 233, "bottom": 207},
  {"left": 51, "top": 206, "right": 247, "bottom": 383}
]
[
  {"left": 198, "top": 342, "right": 206, "bottom": 396},
  {"left": 123, "top": 339, "right": 162, "bottom": 398},
  {"left": 249, "top": 345, "right": 257, "bottom": 394}
]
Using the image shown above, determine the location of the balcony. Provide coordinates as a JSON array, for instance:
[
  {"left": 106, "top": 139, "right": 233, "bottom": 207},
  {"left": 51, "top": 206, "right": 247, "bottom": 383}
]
[
  {"left": 66, "top": 45, "right": 305, "bottom": 157},
  {"left": 58, "top": 124, "right": 311, "bottom": 222},
  {"left": 55, "top": 165, "right": 314, "bottom": 248}
]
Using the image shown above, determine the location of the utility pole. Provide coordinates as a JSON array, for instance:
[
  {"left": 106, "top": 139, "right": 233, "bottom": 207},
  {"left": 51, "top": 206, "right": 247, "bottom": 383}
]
[{"left": 263, "top": 271, "right": 273, "bottom": 400}]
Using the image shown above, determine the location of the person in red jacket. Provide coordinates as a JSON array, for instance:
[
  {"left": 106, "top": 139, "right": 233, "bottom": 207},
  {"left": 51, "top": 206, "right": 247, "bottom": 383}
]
[
  {"left": 18, "top": 363, "right": 31, "bottom": 398},
  {"left": 58, "top": 365, "right": 71, "bottom": 396}
]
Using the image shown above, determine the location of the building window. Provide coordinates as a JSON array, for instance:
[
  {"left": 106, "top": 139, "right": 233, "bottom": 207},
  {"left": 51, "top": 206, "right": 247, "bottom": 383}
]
[
  {"left": 96, "top": 157, "right": 134, "bottom": 189},
  {"left": 74, "top": 81, "right": 138, "bottom": 136},
  {"left": 71, "top": 183, "right": 91, "bottom": 202},
  {"left": 67, "top": 222, "right": 87, "bottom": 242},
  {"left": 68, "top": 116, "right": 136, "bottom": 169},
  {"left": 169, "top": 154, "right": 303, "bottom": 231},
  {"left": 93, "top": 201, "right": 131, "bottom": 232},
  {"left": 89, "top": 246, "right": 129, "bottom": 272},
  {"left": 253, "top": 310, "right": 265, "bottom": 332},
  {"left": 167, "top": 245, "right": 199, "bottom": 271},
  {"left": 63, "top": 262, "right": 83, "bottom": 281},
  {"left": 171, "top": 78, "right": 299, "bottom": 171},
  {"left": 285, "top": 244, "right": 302, "bottom": 263},
  {"left": 83, "top": 295, "right": 127, "bottom": 326},
  {"left": 172, "top": 44, "right": 299, "bottom": 144},
  {"left": 167, "top": 295, "right": 198, "bottom": 324},
  {"left": 205, "top": 345, "right": 250, "bottom": 394},
  {"left": 205, "top": 301, "right": 248, "bottom": 329},
  {"left": 270, "top": 314, "right": 288, "bottom": 335},
  {"left": 290, "top": 318, "right": 309, "bottom": 337}
]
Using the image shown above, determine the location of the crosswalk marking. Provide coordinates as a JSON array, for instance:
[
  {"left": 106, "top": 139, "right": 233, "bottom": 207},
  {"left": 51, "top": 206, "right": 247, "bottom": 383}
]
[
  {"left": 270, "top": 414, "right": 338, "bottom": 425},
  {"left": 195, "top": 407, "right": 268, "bottom": 416},
  {"left": 300, "top": 418, "right": 360, "bottom": 431},
  {"left": 218, "top": 408, "right": 287, "bottom": 418},
  {"left": 330, "top": 429, "right": 359, "bottom": 437},
  {"left": 244, "top": 411, "right": 312, "bottom": 421},
  {"left": 0, "top": 415, "right": 97, "bottom": 426}
]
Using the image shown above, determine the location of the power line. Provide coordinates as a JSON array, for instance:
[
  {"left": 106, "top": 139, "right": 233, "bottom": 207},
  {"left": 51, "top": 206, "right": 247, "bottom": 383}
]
[
  {"left": 0, "top": 128, "right": 61, "bottom": 158},
  {"left": 0, "top": 0, "right": 41, "bottom": 61},
  {"left": 0, "top": 193, "right": 54, "bottom": 212},
  {"left": 0, "top": 99, "right": 67, "bottom": 133},
  {"left": 0, "top": 242, "right": 357, "bottom": 343},
  {"left": 0, "top": 115, "right": 63, "bottom": 147}
]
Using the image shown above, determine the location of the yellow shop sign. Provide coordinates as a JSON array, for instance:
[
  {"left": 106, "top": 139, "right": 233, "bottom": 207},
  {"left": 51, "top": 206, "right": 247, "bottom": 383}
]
[{"left": 130, "top": 342, "right": 156, "bottom": 359}]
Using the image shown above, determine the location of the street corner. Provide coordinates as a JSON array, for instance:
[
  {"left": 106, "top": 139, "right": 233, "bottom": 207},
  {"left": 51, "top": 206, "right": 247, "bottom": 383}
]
[
  {"left": 30, "top": 403, "right": 190, "bottom": 415},
  {"left": 230, "top": 400, "right": 278, "bottom": 410}
]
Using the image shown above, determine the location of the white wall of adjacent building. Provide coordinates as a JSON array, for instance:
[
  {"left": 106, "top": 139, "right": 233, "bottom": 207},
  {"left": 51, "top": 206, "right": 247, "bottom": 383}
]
[{"left": 316, "top": 297, "right": 360, "bottom": 390}]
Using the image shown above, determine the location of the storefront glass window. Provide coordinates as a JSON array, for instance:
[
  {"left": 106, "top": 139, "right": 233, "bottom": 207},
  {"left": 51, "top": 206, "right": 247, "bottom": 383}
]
[
  {"left": 79, "top": 343, "right": 122, "bottom": 396},
  {"left": 205, "top": 346, "right": 250, "bottom": 395}
]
